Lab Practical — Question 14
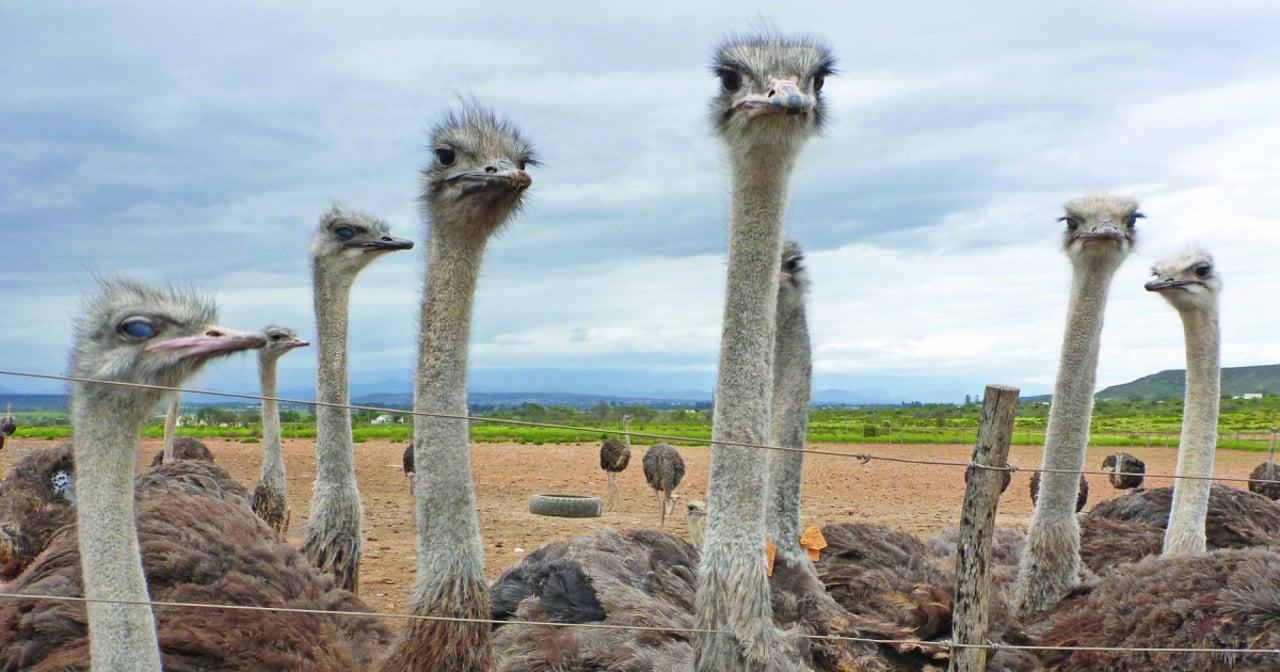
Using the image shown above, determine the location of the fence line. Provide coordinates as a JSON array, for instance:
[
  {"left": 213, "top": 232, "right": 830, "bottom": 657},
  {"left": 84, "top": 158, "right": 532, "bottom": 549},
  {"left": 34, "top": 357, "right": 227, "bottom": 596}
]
[
  {"left": 2, "top": 368, "right": 1279, "bottom": 487},
  {"left": 0, "top": 592, "right": 1276, "bottom": 659}
]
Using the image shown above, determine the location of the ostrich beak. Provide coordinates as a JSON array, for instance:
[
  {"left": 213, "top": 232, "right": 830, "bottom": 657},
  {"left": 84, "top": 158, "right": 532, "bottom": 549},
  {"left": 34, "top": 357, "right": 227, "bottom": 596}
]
[
  {"left": 347, "top": 235, "right": 414, "bottom": 252},
  {"left": 732, "top": 79, "right": 816, "bottom": 118},
  {"left": 146, "top": 327, "right": 268, "bottom": 357},
  {"left": 1145, "top": 277, "right": 1201, "bottom": 292},
  {"left": 446, "top": 160, "right": 532, "bottom": 191},
  {"left": 283, "top": 337, "right": 311, "bottom": 349},
  {"left": 1079, "top": 223, "right": 1128, "bottom": 242}
]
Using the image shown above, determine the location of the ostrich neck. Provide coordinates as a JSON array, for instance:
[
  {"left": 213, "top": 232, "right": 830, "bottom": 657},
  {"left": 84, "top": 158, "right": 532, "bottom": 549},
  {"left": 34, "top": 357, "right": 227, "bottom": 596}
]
[
  {"left": 313, "top": 270, "right": 356, "bottom": 484},
  {"left": 1163, "top": 306, "right": 1221, "bottom": 555},
  {"left": 694, "top": 152, "right": 796, "bottom": 672},
  {"left": 1015, "top": 258, "right": 1121, "bottom": 615},
  {"left": 161, "top": 397, "right": 178, "bottom": 462},
  {"left": 259, "top": 356, "right": 284, "bottom": 489},
  {"left": 72, "top": 391, "right": 163, "bottom": 671},
  {"left": 764, "top": 299, "right": 811, "bottom": 560}
]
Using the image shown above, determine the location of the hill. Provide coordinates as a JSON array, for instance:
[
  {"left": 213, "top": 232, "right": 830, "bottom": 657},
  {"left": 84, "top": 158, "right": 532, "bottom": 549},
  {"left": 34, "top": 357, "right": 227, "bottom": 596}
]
[{"left": 1095, "top": 363, "right": 1280, "bottom": 401}]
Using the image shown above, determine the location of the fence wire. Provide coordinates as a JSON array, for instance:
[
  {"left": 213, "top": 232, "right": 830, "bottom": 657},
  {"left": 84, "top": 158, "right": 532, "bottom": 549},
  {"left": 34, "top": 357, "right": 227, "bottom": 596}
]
[{"left": 2, "top": 368, "right": 1280, "bottom": 659}]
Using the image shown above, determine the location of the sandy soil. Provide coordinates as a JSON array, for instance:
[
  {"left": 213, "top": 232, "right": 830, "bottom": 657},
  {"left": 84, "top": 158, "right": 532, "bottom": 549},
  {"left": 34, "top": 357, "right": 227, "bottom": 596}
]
[{"left": 7, "top": 436, "right": 1267, "bottom": 614}]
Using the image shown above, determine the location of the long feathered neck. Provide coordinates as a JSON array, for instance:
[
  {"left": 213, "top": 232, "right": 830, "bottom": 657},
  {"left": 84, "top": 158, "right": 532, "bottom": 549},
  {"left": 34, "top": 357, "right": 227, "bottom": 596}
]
[
  {"left": 160, "top": 396, "right": 178, "bottom": 462},
  {"left": 694, "top": 151, "right": 797, "bottom": 671},
  {"left": 382, "top": 222, "right": 491, "bottom": 671},
  {"left": 311, "top": 269, "right": 357, "bottom": 485},
  {"left": 1162, "top": 305, "right": 1221, "bottom": 555},
  {"left": 72, "top": 386, "right": 164, "bottom": 671},
  {"left": 258, "top": 353, "right": 285, "bottom": 492},
  {"left": 764, "top": 289, "right": 812, "bottom": 562},
  {"left": 1015, "top": 257, "right": 1122, "bottom": 616}
]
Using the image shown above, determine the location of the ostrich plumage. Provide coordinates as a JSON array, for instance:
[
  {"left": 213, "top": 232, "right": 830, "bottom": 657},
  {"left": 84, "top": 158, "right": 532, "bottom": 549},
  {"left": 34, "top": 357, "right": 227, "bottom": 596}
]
[
  {"left": 149, "top": 436, "right": 214, "bottom": 467},
  {"left": 1102, "top": 451, "right": 1146, "bottom": 490},
  {"left": 1028, "top": 470, "right": 1089, "bottom": 512},
  {"left": 599, "top": 415, "right": 632, "bottom": 511},
  {"left": 642, "top": 443, "right": 685, "bottom": 527}
]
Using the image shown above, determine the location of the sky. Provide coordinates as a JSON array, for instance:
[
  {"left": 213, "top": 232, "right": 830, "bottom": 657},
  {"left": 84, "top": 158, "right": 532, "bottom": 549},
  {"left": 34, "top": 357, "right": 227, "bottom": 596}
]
[{"left": 2, "top": 1, "right": 1278, "bottom": 403}]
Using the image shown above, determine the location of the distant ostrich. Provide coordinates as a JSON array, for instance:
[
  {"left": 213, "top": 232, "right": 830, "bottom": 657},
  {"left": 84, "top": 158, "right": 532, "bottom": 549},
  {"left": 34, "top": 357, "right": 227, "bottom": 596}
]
[
  {"left": 599, "top": 414, "right": 632, "bottom": 511},
  {"left": 377, "top": 103, "right": 535, "bottom": 672},
  {"left": 149, "top": 435, "right": 215, "bottom": 467},
  {"left": 1028, "top": 470, "right": 1090, "bottom": 512},
  {"left": 1248, "top": 429, "right": 1280, "bottom": 499},
  {"left": 686, "top": 498, "right": 708, "bottom": 549},
  {"left": 695, "top": 33, "right": 836, "bottom": 670},
  {"left": 251, "top": 325, "right": 310, "bottom": 533},
  {"left": 764, "top": 240, "right": 813, "bottom": 561},
  {"left": 1102, "top": 450, "right": 1146, "bottom": 490},
  {"left": 643, "top": 442, "right": 686, "bottom": 527},
  {"left": 300, "top": 205, "right": 413, "bottom": 593},
  {"left": 1014, "top": 194, "right": 1141, "bottom": 617},
  {"left": 1, "top": 402, "right": 15, "bottom": 451},
  {"left": 1146, "top": 250, "right": 1222, "bottom": 555},
  {"left": 0, "top": 279, "right": 396, "bottom": 670}
]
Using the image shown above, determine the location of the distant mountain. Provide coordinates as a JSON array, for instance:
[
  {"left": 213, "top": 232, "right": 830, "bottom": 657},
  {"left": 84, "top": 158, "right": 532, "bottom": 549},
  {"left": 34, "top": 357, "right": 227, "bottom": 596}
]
[{"left": 1095, "top": 363, "right": 1280, "bottom": 401}]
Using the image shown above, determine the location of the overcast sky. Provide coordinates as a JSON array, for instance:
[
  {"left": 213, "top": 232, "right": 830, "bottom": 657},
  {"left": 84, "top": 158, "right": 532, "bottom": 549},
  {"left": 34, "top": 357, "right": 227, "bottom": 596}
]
[{"left": 2, "top": 1, "right": 1278, "bottom": 402}]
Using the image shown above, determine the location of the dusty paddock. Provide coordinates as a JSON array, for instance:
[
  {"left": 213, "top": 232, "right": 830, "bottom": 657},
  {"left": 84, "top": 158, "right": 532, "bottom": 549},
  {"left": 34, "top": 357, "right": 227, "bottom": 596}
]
[{"left": 5, "top": 436, "right": 1266, "bottom": 614}]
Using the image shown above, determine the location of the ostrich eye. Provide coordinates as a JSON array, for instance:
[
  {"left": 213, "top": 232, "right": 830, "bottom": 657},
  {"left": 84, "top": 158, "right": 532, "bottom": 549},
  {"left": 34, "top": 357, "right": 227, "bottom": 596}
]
[
  {"left": 784, "top": 255, "right": 804, "bottom": 273},
  {"left": 118, "top": 317, "right": 157, "bottom": 340},
  {"left": 1128, "top": 212, "right": 1145, "bottom": 228},
  {"left": 334, "top": 226, "right": 355, "bottom": 241},
  {"left": 813, "top": 74, "right": 825, "bottom": 93},
  {"left": 719, "top": 69, "right": 742, "bottom": 93},
  {"left": 269, "top": 332, "right": 286, "bottom": 341},
  {"left": 1059, "top": 216, "right": 1079, "bottom": 231},
  {"left": 435, "top": 147, "right": 456, "bottom": 166},
  {"left": 1194, "top": 264, "right": 1212, "bottom": 279}
]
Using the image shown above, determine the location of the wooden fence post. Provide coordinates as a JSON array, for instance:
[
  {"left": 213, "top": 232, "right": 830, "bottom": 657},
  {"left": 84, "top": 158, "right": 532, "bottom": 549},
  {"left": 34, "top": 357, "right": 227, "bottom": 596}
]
[{"left": 949, "top": 384, "right": 1019, "bottom": 672}]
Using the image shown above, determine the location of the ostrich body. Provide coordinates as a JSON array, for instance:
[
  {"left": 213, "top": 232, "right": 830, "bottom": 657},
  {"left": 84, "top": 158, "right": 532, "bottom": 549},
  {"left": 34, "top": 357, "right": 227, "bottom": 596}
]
[
  {"left": 642, "top": 442, "right": 685, "bottom": 526},
  {"left": 1014, "top": 194, "right": 1140, "bottom": 617},
  {"left": 64, "top": 278, "right": 266, "bottom": 671},
  {"left": 300, "top": 206, "right": 412, "bottom": 593},
  {"left": 149, "top": 435, "right": 214, "bottom": 466},
  {"left": 1248, "top": 428, "right": 1280, "bottom": 499},
  {"left": 378, "top": 104, "right": 534, "bottom": 672},
  {"left": 251, "top": 325, "right": 309, "bottom": 533},
  {"left": 599, "top": 415, "right": 632, "bottom": 511},
  {"left": 1028, "top": 470, "right": 1089, "bottom": 512},
  {"left": 764, "top": 240, "right": 812, "bottom": 562},
  {"left": 1102, "top": 450, "right": 1146, "bottom": 490},
  {"left": 695, "top": 33, "right": 834, "bottom": 671},
  {"left": 1087, "top": 483, "right": 1280, "bottom": 551},
  {"left": 0, "top": 441, "right": 76, "bottom": 580},
  {"left": 2, "top": 402, "right": 17, "bottom": 451},
  {"left": 1147, "top": 251, "right": 1222, "bottom": 555}
]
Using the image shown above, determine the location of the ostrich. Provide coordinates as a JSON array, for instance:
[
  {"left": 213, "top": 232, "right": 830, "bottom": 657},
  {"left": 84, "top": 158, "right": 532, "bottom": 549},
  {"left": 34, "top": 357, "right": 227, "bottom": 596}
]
[
  {"left": 1147, "top": 250, "right": 1222, "bottom": 555},
  {"left": 251, "top": 325, "right": 310, "bottom": 533},
  {"left": 643, "top": 442, "right": 685, "bottom": 527},
  {"left": 599, "top": 414, "right": 632, "bottom": 511},
  {"left": 686, "top": 499, "right": 708, "bottom": 549},
  {"left": 0, "top": 279, "right": 396, "bottom": 670},
  {"left": 695, "top": 33, "right": 835, "bottom": 670},
  {"left": 377, "top": 103, "right": 535, "bottom": 672},
  {"left": 42, "top": 278, "right": 266, "bottom": 669},
  {"left": 1102, "top": 450, "right": 1146, "bottom": 490},
  {"left": 1013, "top": 193, "right": 1141, "bottom": 617},
  {"left": 0, "top": 441, "right": 76, "bottom": 580},
  {"left": 1, "top": 402, "right": 16, "bottom": 451},
  {"left": 149, "top": 436, "right": 215, "bottom": 466},
  {"left": 1028, "top": 470, "right": 1089, "bottom": 512},
  {"left": 158, "top": 395, "right": 180, "bottom": 463},
  {"left": 300, "top": 205, "right": 412, "bottom": 593},
  {"left": 764, "top": 239, "right": 812, "bottom": 563},
  {"left": 1248, "top": 428, "right": 1280, "bottom": 499}
]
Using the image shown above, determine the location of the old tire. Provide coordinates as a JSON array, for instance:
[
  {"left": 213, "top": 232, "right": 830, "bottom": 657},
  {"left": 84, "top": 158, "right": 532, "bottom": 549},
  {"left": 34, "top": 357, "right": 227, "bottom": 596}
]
[{"left": 529, "top": 494, "right": 602, "bottom": 518}]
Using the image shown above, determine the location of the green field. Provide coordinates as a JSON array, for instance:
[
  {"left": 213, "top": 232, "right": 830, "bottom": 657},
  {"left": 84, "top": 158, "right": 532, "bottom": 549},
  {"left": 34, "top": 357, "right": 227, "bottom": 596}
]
[{"left": 10, "top": 395, "right": 1278, "bottom": 451}]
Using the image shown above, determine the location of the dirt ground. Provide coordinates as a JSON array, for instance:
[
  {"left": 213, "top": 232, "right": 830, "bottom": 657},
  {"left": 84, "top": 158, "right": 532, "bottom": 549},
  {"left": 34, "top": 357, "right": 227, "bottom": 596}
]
[{"left": 11, "top": 436, "right": 1268, "bottom": 614}]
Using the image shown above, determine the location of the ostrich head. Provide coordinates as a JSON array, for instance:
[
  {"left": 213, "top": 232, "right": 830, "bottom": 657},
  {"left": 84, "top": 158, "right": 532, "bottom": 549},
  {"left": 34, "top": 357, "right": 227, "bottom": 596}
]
[
  {"left": 69, "top": 278, "right": 267, "bottom": 425},
  {"left": 310, "top": 205, "right": 414, "bottom": 281},
  {"left": 685, "top": 499, "right": 708, "bottom": 549},
  {"left": 421, "top": 104, "right": 537, "bottom": 238},
  {"left": 779, "top": 239, "right": 809, "bottom": 306},
  {"left": 1059, "top": 194, "right": 1142, "bottom": 269},
  {"left": 259, "top": 324, "right": 310, "bottom": 364},
  {"left": 710, "top": 33, "right": 835, "bottom": 157},
  {"left": 1145, "top": 250, "right": 1221, "bottom": 313}
]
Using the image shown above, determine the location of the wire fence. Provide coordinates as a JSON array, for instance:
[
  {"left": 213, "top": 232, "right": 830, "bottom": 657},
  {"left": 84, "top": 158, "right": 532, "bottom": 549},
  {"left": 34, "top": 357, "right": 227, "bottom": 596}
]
[{"left": 2, "top": 367, "right": 1280, "bottom": 662}]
